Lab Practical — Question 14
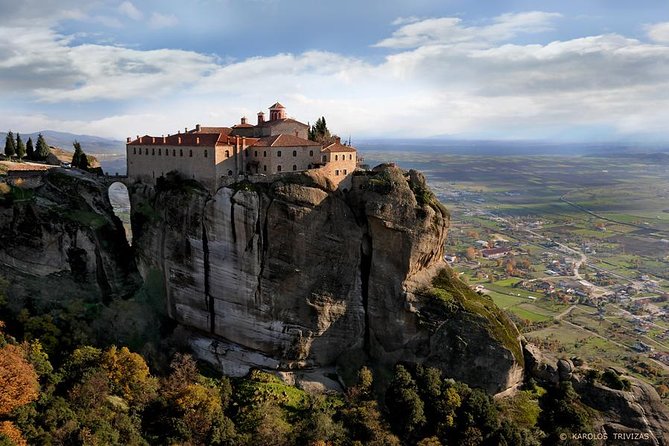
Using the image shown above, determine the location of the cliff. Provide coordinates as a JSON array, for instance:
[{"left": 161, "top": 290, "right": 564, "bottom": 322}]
[
  {"left": 0, "top": 169, "right": 141, "bottom": 309},
  {"left": 131, "top": 166, "right": 524, "bottom": 393}
]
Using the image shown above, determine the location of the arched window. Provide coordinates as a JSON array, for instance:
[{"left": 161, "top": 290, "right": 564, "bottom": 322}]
[
  {"left": 180, "top": 149, "right": 183, "bottom": 157},
  {"left": 292, "top": 164, "right": 297, "bottom": 171},
  {"left": 335, "top": 169, "right": 339, "bottom": 175},
  {"left": 133, "top": 147, "right": 136, "bottom": 155},
  {"left": 225, "top": 150, "right": 230, "bottom": 157},
  {"left": 263, "top": 165, "right": 267, "bottom": 172},
  {"left": 277, "top": 165, "right": 282, "bottom": 172},
  {"left": 344, "top": 169, "right": 348, "bottom": 175},
  {"left": 165, "top": 150, "right": 168, "bottom": 156},
  {"left": 152, "top": 148, "right": 155, "bottom": 155},
  {"left": 309, "top": 150, "right": 313, "bottom": 156},
  {"left": 335, "top": 155, "right": 338, "bottom": 161},
  {"left": 292, "top": 150, "right": 297, "bottom": 157},
  {"left": 277, "top": 151, "right": 282, "bottom": 157},
  {"left": 349, "top": 154, "right": 352, "bottom": 160},
  {"left": 204, "top": 150, "right": 208, "bottom": 158},
  {"left": 189, "top": 150, "right": 193, "bottom": 157}
]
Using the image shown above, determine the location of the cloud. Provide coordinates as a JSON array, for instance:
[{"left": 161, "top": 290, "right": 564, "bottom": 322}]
[
  {"left": 118, "top": 1, "right": 143, "bottom": 21},
  {"left": 646, "top": 22, "right": 669, "bottom": 43},
  {"left": 375, "top": 11, "right": 562, "bottom": 48},
  {"left": 148, "top": 12, "right": 178, "bottom": 29}
]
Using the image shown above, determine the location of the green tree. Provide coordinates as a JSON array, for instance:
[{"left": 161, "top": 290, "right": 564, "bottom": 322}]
[
  {"left": 35, "top": 134, "right": 50, "bottom": 161},
  {"left": 4, "top": 131, "right": 16, "bottom": 158},
  {"left": 15, "top": 133, "right": 26, "bottom": 160},
  {"left": 72, "top": 141, "right": 83, "bottom": 168},
  {"left": 309, "top": 116, "right": 332, "bottom": 143},
  {"left": 25, "top": 138, "right": 34, "bottom": 161},
  {"left": 385, "top": 365, "right": 427, "bottom": 439}
]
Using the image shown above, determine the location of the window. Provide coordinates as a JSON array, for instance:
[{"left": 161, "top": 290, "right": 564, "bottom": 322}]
[
  {"left": 225, "top": 150, "right": 230, "bottom": 157},
  {"left": 173, "top": 149, "right": 176, "bottom": 156},
  {"left": 263, "top": 151, "right": 267, "bottom": 157},
  {"left": 322, "top": 155, "right": 327, "bottom": 162},
  {"left": 277, "top": 151, "right": 282, "bottom": 157},
  {"left": 204, "top": 150, "right": 208, "bottom": 158},
  {"left": 145, "top": 148, "right": 148, "bottom": 155},
  {"left": 133, "top": 147, "right": 136, "bottom": 155},
  {"left": 292, "top": 164, "right": 297, "bottom": 171},
  {"left": 335, "top": 155, "right": 338, "bottom": 161},
  {"left": 180, "top": 149, "right": 183, "bottom": 157},
  {"left": 292, "top": 150, "right": 297, "bottom": 157},
  {"left": 158, "top": 148, "right": 161, "bottom": 156},
  {"left": 335, "top": 169, "right": 339, "bottom": 176},
  {"left": 349, "top": 154, "right": 352, "bottom": 160},
  {"left": 277, "top": 165, "right": 282, "bottom": 172},
  {"left": 263, "top": 165, "right": 267, "bottom": 172},
  {"left": 228, "top": 170, "right": 233, "bottom": 176},
  {"left": 152, "top": 148, "right": 155, "bottom": 155},
  {"left": 245, "top": 148, "right": 248, "bottom": 155},
  {"left": 255, "top": 151, "right": 258, "bottom": 157},
  {"left": 309, "top": 150, "right": 313, "bottom": 156},
  {"left": 344, "top": 169, "right": 347, "bottom": 174},
  {"left": 189, "top": 150, "right": 193, "bottom": 157}
]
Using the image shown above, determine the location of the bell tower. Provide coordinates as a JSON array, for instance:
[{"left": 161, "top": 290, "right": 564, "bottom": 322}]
[{"left": 269, "top": 102, "right": 286, "bottom": 121}]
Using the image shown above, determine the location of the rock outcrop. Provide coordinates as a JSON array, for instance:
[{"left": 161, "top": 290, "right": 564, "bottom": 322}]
[
  {"left": 0, "top": 169, "right": 141, "bottom": 309},
  {"left": 131, "top": 166, "right": 524, "bottom": 393}
]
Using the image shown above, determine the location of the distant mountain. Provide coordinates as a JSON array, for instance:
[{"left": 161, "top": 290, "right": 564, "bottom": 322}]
[{"left": 0, "top": 130, "right": 125, "bottom": 155}]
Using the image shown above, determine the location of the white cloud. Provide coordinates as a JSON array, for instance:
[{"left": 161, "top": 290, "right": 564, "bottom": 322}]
[
  {"left": 375, "top": 11, "right": 562, "bottom": 48},
  {"left": 646, "top": 22, "right": 669, "bottom": 43},
  {"left": 148, "top": 12, "right": 178, "bottom": 29},
  {"left": 118, "top": 1, "right": 143, "bottom": 21}
]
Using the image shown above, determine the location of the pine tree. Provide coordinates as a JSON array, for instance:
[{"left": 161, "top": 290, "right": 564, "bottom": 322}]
[
  {"left": 4, "top": 131, "right": 16, "bottom": 158},
  {"left": 15, "top": 133, "right": 26, "bottom": 160},
  {"left": 26, "top": 138, "right": 34, "bottom": 160},
  {"left": 35, "top": 134, "right": 50, "bottom": 161},
  {"left": 72, "top": 141, "right": 83, "bottom": 167},
  {"left": 79, "top": 152, "right": 90, "bottom": 171}
]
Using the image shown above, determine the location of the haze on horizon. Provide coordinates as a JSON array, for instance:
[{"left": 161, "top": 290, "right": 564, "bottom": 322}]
[{"left": 2, "top": 0, "right": 669, "bottom": 143}]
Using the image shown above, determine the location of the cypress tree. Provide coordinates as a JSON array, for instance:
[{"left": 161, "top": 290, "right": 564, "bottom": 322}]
[
  {"left": 26, "top": 137, "right": 34, "bottom": 160},
  {"left": 15, "top": 133, "right": 26, "bottom": 160},
  {"left": 79, "top": 153, "right": 90, "bottom": 171},
  {"left": 4, "top": 131, "right": 16, "bottom": 158},
  {"left": 72, "top": 141, "right": 83, "bottom": 167},
  {"left": 35, "top": 134, "right": 50, "bottom": 161}
]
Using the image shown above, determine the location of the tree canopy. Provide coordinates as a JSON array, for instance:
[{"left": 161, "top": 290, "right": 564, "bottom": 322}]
[
  {"left": 35, "top": 134, "right": 50, "bottom": 160},
  {"left": 15, "top": 134, "right": 26, "bottom": 160},
  {"left": 4, "top": 131, "right": 16, "bottom": 158}
]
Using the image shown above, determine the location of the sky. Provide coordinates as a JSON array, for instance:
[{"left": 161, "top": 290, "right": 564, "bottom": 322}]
[{"left": 2, "top": 0, "right": 669, "bottom": 142}]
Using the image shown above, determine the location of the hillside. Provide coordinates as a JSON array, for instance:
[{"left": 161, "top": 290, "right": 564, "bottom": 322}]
[{"left": 0, "top": 130, "right": 125, "bottom": 155}]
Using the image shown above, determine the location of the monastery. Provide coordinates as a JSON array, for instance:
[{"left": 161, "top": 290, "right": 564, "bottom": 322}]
[{"left": 126, "top": 102, "right": 358, "bottom": 190}]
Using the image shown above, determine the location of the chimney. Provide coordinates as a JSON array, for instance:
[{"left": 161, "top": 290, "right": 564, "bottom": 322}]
[
  {"left": 196, "top": 124, "right": 201, "bottom": 132},
  {"left": 196, "top": 137, "right": 200, "bottom": 145},
  {"left": 257, "top": 112, "right": 264, "bottom": 125},
  {"left": 185, "top": 127, "right": 188, "bottom": 133},
  {"left": 335, "top": 136, "right": 341, "bottom": 144},
  {"left": 242, "top": 136, "right": 246, "bottom": 148},
  {"left": 163, "top": 136, "right": 166, "bottom": 143},
  {"left": 139, "top": 136, "right": 143, "bottom": 143},
  {"left": 126, "top": 137, "right": 131, "bottom": 143},
  {"left": 241, "top": 116, "right": 247, "bottom": 125},
  {"left": 152, "top": 137, "right": 156, "bottom": 143},
  {"left": 178, "top": 136, "right": 182, "bottom": 144},
  {"left": 178, "top": 130, "right": 181, "bottom": 134}
]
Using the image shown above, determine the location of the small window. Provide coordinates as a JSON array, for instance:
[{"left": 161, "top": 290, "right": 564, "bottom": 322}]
[
  {"left": 263, "top": 165, "right": 267, "bottom": 172},
  {"left": 335, "top": 169, "right": 339, "bottom": 176},
  {"left": 180, "top": 149, "right": 183, "bottom": 157},
  {"left": 152, "top": 148, "right": 155, "bottom": 155},
  {"left": 245, "top": 148, "right": 248, "bottom": 155},
  {"left": 277, "top": 165, "right": 282, "bottom": 172},
  {"left": 335, "top": 155, "right": 338, "bottom": 161},
  {"left": 204, "top": 149, "right": 208, "bottom": 158},
  {"left": 322, "top": 155, "right": 327, "bottom": 162},
  {"left": 344, "top": 169, "right": 347, "bottom": 174},
  {"left": 349, "top": 154, "right": 352, "bottom": 160},
  {"left": 263, "top": 151, "right": 267, "bottom": 157},
  {"left": 158, "top": 148, "right": 161, "bottom": 156},
  {"left": 292, "top": 164, "right": 297, "bottom": 171},
  {"left": 309, "top": 150, "right": 313, "bottom": 156},
  {"left": 189, "top": 150, "right": 193, "bottom": 157},
  {"left": 255, "top": 151, "right": 258, "bottom": 157},
  {"left": 228, "top": 170, "right": 233, "bottom": 176},
  {"left": 145, "top": 148, "right": 148, "bottom": 155},
  {"left": 173, "top": 149, "right": 176, "bottom": 156},
  {"left": 133, "top": 147, "right": 136, "bottom": 155},
  {"left": 225, "top": 150, "right": 230, "bottom": 158},
  {"left": 292, "top": 150, "right": 297, "bottom": 157},
  {"left": 277, "top": 151, "right": 282, "bottom": 157}
]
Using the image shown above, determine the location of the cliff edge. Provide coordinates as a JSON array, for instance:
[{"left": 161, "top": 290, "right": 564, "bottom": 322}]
[{"left": 131, "top": 166, "right": 523, "bottom": 393}]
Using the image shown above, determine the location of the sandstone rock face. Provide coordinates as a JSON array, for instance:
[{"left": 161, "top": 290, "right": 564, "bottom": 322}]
[
  {"left": 0, "top": 169, "right": 141, "bottom": 307},
  {"left": 131, "top": 167, "right": 524, "bottom": 393}
]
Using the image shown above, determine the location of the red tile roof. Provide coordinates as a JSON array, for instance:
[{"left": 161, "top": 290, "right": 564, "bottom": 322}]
[
  {"left": 190, "top": 126, "right": 232, "bottom": 135},
  {"left": 251, "top": 134, "right": 321, "bottom": 148},
  {"left": 322, "top": 142, "right": 357, "bottom": 153},
  {"left": 232, "top": 123, "right": 254, "bottom": 128},
  {"left": 128, "top": 133, "right": 233, "bottom": 146},
  {"left": 257, "top": 118, "right": 308, "bottom": 128},
  {"left": 269, "top": 102, "right": 285, "bottom": 109}
]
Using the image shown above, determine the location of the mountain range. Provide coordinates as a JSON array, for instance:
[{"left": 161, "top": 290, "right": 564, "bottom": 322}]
[{"left": 0, "top": 130, "right": 125, "bottom": 155}]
